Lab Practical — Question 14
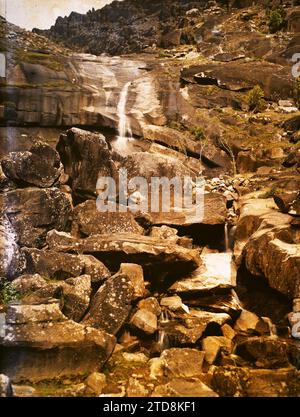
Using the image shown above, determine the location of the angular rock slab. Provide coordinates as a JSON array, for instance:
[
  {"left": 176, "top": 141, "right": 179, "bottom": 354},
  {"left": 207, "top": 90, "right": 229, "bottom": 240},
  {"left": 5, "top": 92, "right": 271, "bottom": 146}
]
[
  {"left": 71, "top": 199, "right": 144, "bottom": 236},
  {"left": 0, "top": 302, "right": 116, "bottom": 382},
  {"left": 210, "top": 366, "right": 300, "bottom": 397},
  {"left": 22, "top": 248, "right": 110, "bottom": 283},
  {"left": 160, "top": 310, "right": 230, "bottom": 345},
  {"left": 46, "top": 230, "right": 200, "bottom": 272},
  {"left": 137, "top": 193, "right": 227, "bottom": 227},
  {"left": 81, "top": 271, "right": 134, "bottom": 335},
  {"left": 152, "top": 378, "right": 218, "bottom": 397},
  {"left": 169, "top": 253, "right": 236, "bottom": 293},
  {"left": 159, "top": 348, "right": 205, "bottom": 378},
  {"left": 1, "top": 142, "right": 62, "bottom": 188},
  {"left": 243, "top": 226, "right": 300, "bottom": 299},
  {"left": 0, "top": 187, "right": 71, "bottom": 248}
]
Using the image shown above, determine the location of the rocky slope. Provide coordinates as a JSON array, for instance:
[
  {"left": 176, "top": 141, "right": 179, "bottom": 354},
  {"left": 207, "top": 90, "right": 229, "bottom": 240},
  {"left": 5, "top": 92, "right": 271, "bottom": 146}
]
[{"left": 0, "top": 0, "right": 300, "bottom": 398}]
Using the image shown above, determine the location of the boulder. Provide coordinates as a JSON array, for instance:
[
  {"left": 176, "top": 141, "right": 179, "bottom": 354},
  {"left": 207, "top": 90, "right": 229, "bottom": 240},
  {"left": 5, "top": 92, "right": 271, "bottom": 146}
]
[
  {"left": 210, "top": 366, "right": 300, "bottom": 397},
  {"left": 160, "top": 295, "right": 189, "bottom": 313},
  {"left": 160, "top": 348, "right": 205, "bottom": 378},
  {"left": 138, "top": 192, "right": 227, "bottom": 227},
  {"left": 234, "top": 194, "right": 291, "bottom": 261},
  {"left": 71, "top": 200, "right": 144, "bottom": 237},
  {"left": 56, "top": 128, "right": 116, "bottom": 198},
  {"left": 1, "top": 142, "right": 62, "bottom": 188},
  {"left": 0, "top": 187, "right": 71, "bottom": 248},
  {"left": 5, "top": 300, "right": 66, "bottom": 324},
  {"left": 202, "top": 336, "right": 232, "bottom": 365},
  {"left": 0, "top": 302, "right": 116, "bottom": 382},
  {"left": 130, "top": 309, "right": 157, "bottom": 335},
  {"left": 243, "top": 226, "right": 300, "bottom": 299},
  {"left": 161, "top": 309, "right": 230, "bottom": 345},
  {"left": 11, "top": 274, "right": 48, "bottom": 296},
  {"left": 152, "top": 379, "right": 218, "bottom": 397},
  {"left": 81, "top": 271, "right": 134, "bottom": 335},
  {"left": 169, "top": 252, "right": 236, "bottom": 293},
  {"left": 184, "top": 290, "right": 242, "bottom": 316},
  {"left": 119, "top": 263, "right": 146, "bottom": 300},
  {"left": 85, "top": 372, "right": 106, "bottom": 396},
  {"left": 60, "top": 275, "right": 92, "bottom": 322},
  {"left": 234, "top": 310, "right": 274, "bottom": 336},
  {"left": 235, "top": 336, "right": 291, "bottom": 369},
  {"left": 137, "top": 297, "right": 161, "bottom": 316},
  {"left": 46, "top": 230, "right": 200, "bottom": 273},
  {"left": 22, "top": 248, "right": 110, "bottom": 283}
]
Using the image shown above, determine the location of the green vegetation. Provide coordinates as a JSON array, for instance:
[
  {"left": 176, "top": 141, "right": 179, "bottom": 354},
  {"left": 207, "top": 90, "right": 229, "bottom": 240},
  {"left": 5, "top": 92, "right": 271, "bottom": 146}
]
[
  {"left": 16, "top": 50, "right": 65, "bottom": 72},
  {"left": 294, "top": 77, "right": 300, "bottom": 109},
  {"left": 190, "top": 126, "right": 205, "bottom": 141},
  {"left": 267, "top": 7, "right": 286, "bottom": 34},
  {"left": 247, "top": 85, "right": 265, "bottom": 113},
  {"left": 168, "top": 120, "right": 185, "bottom": 132},
  {"left": 0, "top": 281, "right": 20, "bottom": 305}
]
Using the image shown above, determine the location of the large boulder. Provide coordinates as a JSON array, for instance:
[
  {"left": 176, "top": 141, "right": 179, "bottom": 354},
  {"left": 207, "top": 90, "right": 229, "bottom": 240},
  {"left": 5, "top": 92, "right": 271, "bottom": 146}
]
[
  {"left": 235, "top": 336, "right": 292, "bottom": 369},
  {"left": 160, "top": 309, "right": 230, "bottom": 345},
  {"left": 210, "top": 366, "right": 300, "bottom": 397},
  {"left": 22, "top": 248, "right": 110, "bottom": 283},
  {"left": 56, "top": 128, "right": 116, "bottom": 198},
  {"left": 159, "top": 348, "right": 205, "bottom": 378},
  {"left": 138, "top": 192, "right": 227, "bottom": 227},
  {"left": 169, "top": 252, "right": 236, "bottom": 293},
  {"left": 130, "top": 308, "right": 158, "bottom": 335},
  {"left": 0, "top": 300, "right": 116, "bottom": 382},
  {"left": 243, "top": 225, "right": 300, "bottom": 299},
  {"left": 81, "top": 270, "right": 134, "bottom": 335},
  {"left": 1, "top": 142, "right": 62, "bottom": 188},
  {"left": 152, "top": 379, "right": 218, "bottom": 397},
  {"left": 0, "top": 188, "right": 71, "bottom": 248},
  {"left": 71, "top": 200, "right": 144, "bottom": 236},
  {"left": 46, "top": 230, "right": 200, "bottom": 273},
  {"left": 59, "top": 275, "right": 92, "bottom": 322}
]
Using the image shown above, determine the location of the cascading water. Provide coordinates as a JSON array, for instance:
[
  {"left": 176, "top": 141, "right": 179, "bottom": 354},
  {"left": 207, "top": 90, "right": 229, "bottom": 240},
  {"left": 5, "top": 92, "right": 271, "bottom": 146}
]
[
  {"left": 224, "top": 222, "right": 230, "bottom": 253},
  {"left": 157, "top": 309, "right": 171, "bottom": 352},
  {"left": 116, "top": 81, "right": 133, "bottom": 150}
]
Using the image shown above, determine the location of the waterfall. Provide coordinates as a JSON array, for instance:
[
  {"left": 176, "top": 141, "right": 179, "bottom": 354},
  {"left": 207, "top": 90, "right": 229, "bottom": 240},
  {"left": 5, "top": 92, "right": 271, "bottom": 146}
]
[
  {"left": 157, "top": 309, "right": 170, "bottom": 352},
  {"left": 224, "top": 222, "right": 230, "bottom": 253},
  {"left": 116, "top": 81, "right": 132, "bottom": 148}
]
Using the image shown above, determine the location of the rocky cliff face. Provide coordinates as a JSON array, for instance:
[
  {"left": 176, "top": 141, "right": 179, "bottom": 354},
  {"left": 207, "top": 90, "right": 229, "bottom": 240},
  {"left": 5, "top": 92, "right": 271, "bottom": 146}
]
[{"left": 33, "top": 0, "right": 297, "bottom": 56}]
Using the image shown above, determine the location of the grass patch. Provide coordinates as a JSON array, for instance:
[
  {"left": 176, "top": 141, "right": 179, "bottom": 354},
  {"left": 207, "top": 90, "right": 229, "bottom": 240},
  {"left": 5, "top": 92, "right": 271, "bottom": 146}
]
[
  {"left": 16, "top": 49, "right": 65, "bottom": 72},
  {"left": 0, "top": 281, "right": 20, "bottom": 305}
]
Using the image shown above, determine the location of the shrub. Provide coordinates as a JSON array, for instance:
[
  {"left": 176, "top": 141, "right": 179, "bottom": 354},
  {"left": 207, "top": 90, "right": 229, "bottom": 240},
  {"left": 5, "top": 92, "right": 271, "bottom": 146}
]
[
  {"left": 0, "top": 281, "right": 20, "bottom": 305},
  {"left": 294, "top": 77, "right": 300, "bottom": 109},
  {"left": 247, "top": 85, "right": 265, "bottom": 112},
  {"left": 268, "top": 8, "right": 286, "bottom": 33},
  {"left": 190, "top": 126, "right": 205, "bottom": 141}
]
